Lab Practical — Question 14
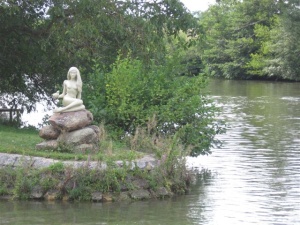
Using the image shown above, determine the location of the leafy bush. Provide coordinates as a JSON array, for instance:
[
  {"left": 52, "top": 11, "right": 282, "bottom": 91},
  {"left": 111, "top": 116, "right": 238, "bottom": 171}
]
[{"left": 84, "top": 54, "right": 223, "bottom": 156}]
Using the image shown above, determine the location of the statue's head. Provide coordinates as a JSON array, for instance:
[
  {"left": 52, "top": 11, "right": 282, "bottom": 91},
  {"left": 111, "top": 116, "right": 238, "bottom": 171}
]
[
  {"left": 67, "top": 67, "right": 80, "bottom": 80},
  {"left": 67, "top": 67, "right": 82, "bottom": 92}
]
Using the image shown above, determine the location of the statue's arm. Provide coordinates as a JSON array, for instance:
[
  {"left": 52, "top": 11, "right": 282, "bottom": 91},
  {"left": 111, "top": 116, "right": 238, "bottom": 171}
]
[
  {"left": 52, "top": 80, "right": 67, "bottom": 99},
  {"left": 58, "top": 80, "right": 67, "bottom": 98}
]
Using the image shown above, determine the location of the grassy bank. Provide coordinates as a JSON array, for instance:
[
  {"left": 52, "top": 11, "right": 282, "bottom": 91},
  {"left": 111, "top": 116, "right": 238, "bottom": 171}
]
[
  {"left": 0, "top": 124, "right": 192, "bottom": 201},
  {"left": 0, "top": 125, "right": 143, "bottom": 161}
]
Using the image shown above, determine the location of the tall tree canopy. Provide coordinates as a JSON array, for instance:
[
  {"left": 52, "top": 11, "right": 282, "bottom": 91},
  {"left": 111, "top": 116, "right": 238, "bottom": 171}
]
[
  {"left": 0, "top": 0, "right": 55, "bottom": 111},
  {"left": 261, "top": 1, "right": 300, "bottom": 80},
  {"left": 0, "top": 0, "right": 196, "bottom": 111},
  {"left": 198, "top": 0, "right": 300, "bottom": 81}
]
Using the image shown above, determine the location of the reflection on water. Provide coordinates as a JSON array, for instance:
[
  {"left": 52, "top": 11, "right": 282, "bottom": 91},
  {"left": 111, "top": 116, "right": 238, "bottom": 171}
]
[
  {"left": 188, "top": 80, "right": 300, "bottom": 225},
  {"left": 1, "top": 80, "right": 300, "bottom": 225},
  {"left": 0, "top": 199, "right": 196, "bottom": 225}
]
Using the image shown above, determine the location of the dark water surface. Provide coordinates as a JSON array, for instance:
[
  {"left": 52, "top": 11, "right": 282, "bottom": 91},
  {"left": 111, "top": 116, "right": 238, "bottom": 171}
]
[{"left": 1, "top": 79, "right": 299, "bottom": 225}]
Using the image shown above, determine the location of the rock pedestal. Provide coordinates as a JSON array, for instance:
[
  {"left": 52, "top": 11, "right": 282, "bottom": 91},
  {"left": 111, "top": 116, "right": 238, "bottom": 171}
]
[{"left": 36, "top": 110, "right": 100, "bottom": 153}]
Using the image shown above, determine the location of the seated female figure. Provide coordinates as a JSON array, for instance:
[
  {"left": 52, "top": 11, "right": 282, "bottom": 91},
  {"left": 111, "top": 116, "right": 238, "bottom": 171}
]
[{"left": 52, "top": 67, "right": 85, "bottom": 113}]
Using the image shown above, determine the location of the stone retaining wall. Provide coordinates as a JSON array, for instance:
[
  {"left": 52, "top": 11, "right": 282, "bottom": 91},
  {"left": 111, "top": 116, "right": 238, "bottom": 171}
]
[
  {"left": 0, "top": 153, "right": 158, "bottom": 170},
  {"left": 0, "top": 153, "right": 179, "bottom": 202}
]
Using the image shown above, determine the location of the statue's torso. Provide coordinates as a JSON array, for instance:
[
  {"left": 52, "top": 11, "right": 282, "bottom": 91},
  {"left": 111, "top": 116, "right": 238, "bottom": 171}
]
[{"left": 65, "top": 80, "right": 78, "bottom": 98}]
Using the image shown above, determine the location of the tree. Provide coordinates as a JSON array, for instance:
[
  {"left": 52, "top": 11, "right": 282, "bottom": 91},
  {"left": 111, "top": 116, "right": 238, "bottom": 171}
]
[
  {"left": 198, "top": 0, "right": 284, "bottom": 79},
  {"left": 0, "top": 0, "right": 59, "bottom": 112},
  {"left": 0, "top": 0, "right": 196, "bottom": 112},
  {"left": 262, "top": 2, "right": 300, "bottom": 81}
]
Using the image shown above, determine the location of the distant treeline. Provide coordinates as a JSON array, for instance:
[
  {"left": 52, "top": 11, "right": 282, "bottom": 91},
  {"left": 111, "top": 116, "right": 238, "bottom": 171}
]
[{"left": 193, "top": 0, "right": 300, "bottom": 81}]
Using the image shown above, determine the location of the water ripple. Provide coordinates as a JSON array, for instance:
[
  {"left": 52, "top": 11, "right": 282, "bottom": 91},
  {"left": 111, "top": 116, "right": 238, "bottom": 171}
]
[{"left": 188, "top": 83, "right": 300, "bottom": 225}]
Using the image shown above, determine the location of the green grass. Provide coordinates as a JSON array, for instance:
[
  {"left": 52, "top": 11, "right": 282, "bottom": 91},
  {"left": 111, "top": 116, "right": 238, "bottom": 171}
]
[
  {"left": 0, "top": 125, "right": 144, "bottom": 161},
  {"left": 0, "top": 125, "right": 40, "bottom": 152}
]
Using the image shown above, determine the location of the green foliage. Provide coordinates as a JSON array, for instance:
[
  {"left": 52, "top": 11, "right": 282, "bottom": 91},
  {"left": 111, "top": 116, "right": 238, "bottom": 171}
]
[
  {"left": 13, "top": 165, "right": 37, "bottom": 199},
  {"left": 146, "top": 135, "right": 191, "bottom": 194},
  {"left": 48, "top": 162, "right": 65, "bottom": 174},
  {"left": 85, "top": 54, "right": 222, "bottom": 156},
  {"left": 64, "top": 142, "right": 192, "bottom": 199},
  {"left": 246, "top": 23, "right": 273, "bottom": 76},
  {"left": 0, "top": 0, "right": 62, "bottom": 112},
  {"left": 262, "top": 8, "right": 300, "bottom": 81},
  {"left": 0, "top": 167, "right": 16, "bottom": 195},
  {"left": 68, "top": 186, "right": 92, "bottom": 201},
  {"left": 1, "top": 0, "right": 196, "bottom": 113},
  {"left": 198, "top": 0, "right": 300, "bottom": 80}
]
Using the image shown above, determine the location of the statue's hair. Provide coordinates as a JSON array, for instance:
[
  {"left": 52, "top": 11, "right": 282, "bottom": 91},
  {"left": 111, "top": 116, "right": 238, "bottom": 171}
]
[{"left": 67, "top": 67, "right": 82, "bottom": 92}]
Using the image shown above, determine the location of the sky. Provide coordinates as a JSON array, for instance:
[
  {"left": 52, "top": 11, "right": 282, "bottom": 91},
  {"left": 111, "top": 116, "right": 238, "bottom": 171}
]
[{"left": 180, "top": 0, "right": 216, "bottom": 12}]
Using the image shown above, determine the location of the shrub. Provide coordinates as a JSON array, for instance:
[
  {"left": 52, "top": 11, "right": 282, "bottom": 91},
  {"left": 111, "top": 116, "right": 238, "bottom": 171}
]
[{"left": 84, "top": 54, "right": 223, "bottom": 156}]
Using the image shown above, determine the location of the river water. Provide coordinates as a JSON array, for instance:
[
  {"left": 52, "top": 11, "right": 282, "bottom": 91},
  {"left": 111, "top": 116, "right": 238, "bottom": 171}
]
[{"left": 1, "top": 79, "right": 300, "bottom": 225}]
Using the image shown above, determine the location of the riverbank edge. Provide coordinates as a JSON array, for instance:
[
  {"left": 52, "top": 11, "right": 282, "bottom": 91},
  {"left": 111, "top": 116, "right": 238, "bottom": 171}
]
[
  {"left": 0, "top": 153, "right": 158, "bottom": 170},
  {"left": 0, "top": 153, "right": 191, "bottom": 202}
]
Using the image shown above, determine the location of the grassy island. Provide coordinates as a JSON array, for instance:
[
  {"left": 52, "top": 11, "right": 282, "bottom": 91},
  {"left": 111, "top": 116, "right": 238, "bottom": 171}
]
[{"left": 0, "top": 125, "right": 193, "bottom": 201}]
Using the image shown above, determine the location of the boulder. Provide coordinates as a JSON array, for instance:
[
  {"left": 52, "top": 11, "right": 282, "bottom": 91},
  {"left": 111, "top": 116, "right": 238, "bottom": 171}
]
[
  {"left": 155, "top": 187, "right": 170, "bottom": 198},
  {"left": 0, "top": 154, "right": 18, "bottom": 167},
  {"left": 129, "top": 190, "right": 151, "bottom": 200},
  {"left": 114, "top": 192, "right": 130, "bottom": 201},
  {"left": 87, "top": 125, "right": 101, "bottom": 135},
  {"left": 132, "top": 177, "right": 150, "bottom": 189},
  {"left": 49, "top": 110, "right": 93, "bottom": 132},
  {"left": 62, "top": 195, "right": 70, "bottom": 201},
  {"left": 39, "top": 125, "right": 60, "bottom": 140},
  {"left": 36, "top": 110, "right": 100, "bottom": 153},
  {"left": 30, "top": 186, "right": 44, "bottom": 199},
  {"left": 102, "top": 193, "right": 113, "bottom": 202},
  {"left": 57, "top": 126, "right": 99, "bottom": 147},
  {"left": 44, "top": 189, "right": 60, "bottom": 201},
  {"left": 91, "top": 192, "right": 103, "bottom": 202}
]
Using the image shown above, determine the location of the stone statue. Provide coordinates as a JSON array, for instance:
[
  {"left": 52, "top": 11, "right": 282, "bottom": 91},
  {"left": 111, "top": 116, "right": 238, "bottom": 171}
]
[
  {"left": 52, "top": 67, "right": 85, "bottom": 113},
  {"left": 36, "top": 67, "right": 99, "bottom": 153}
]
